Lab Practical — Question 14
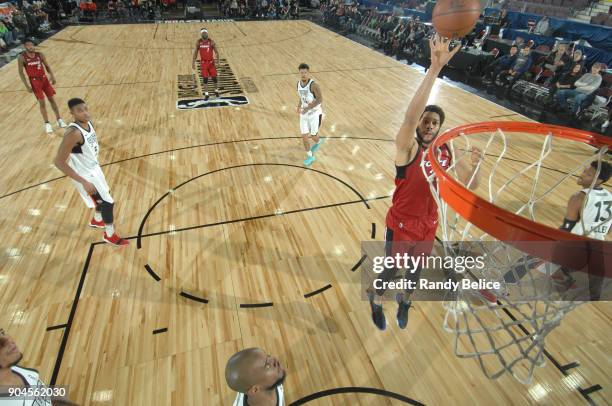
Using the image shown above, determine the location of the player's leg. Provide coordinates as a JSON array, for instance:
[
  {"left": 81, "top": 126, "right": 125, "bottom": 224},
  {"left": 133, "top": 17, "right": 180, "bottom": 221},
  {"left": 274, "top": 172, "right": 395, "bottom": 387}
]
[
  {"left": 31, "top": 79, "right": 52, "bottom": 133},
  {"left": 309, "top": 114, "right": 324, "bottom": 153},
  {"left": 38, "top": 99, "right": 53, "bottom": 134},
  {"left": 301, "top": 115, "right": 316, "bottom": 166},
  {"left": 201, "top": 62, "right": 210, "bottom": 99},
  {"left": 91, "top": 168, "right": 128, "bottom": 246},
  {"left": 47, "top": 92, "right": 66, "bottom": 128},
  {"left": 72, "top": 177, "right": 105, "bottom": 228},
  {"left": 210, "top": 63, "right": 220, "bottom": 97}
]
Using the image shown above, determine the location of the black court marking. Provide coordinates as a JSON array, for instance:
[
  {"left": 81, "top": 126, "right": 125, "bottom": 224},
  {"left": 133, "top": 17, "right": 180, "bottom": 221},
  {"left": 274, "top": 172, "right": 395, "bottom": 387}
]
[
  {"left": 289, "top": 386, "right": 425, "bottom": 406},
  {"left": 153, "top": 24, "right": 159, "bottom": 39},
  {"left": 488, "top": 113, "right": 520, "bottom": 119},
  {"left": 50, "top": 243, "right": 94, "bottom": 385},
  {"left": 179, "top": 291, "right": 209, "bottom": 304},
  {"left": 560, "top": 361, "right": 580, "bottom": 373},
  {"left": 371, "top": 223, "right": 376, "bottom": 239},
  {"left": 351, "top": 254, "right": 368, "bottom": 272},
  {"left": 144, "top": 264, "right": 161, "bottom": 282},
  {"left": 303, "top": 284, "right": 332, "bottom": 299},
  {"left": 136, "top": 163, "right": 370, "bottom": 249},
  {"left": 234, "top": 22, "right": 247, "bottom": 36},
  {"left": 240, "top": 302, "right": 274, "bottom": 308},
  {"left": 152, "top": 328, "right": 167, "bottom": 335},
  {"left": 46, "top": 324, "right": 67, "bottom": 332},
  {"left": 579, "top": 385, "right": 602, "bottom": 405}
]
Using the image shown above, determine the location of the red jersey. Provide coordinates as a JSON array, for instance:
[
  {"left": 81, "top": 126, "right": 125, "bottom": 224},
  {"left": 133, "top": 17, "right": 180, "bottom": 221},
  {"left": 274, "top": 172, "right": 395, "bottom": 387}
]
[
  {"left": 386, "top": 144, "right": 452, "bottom": 231},
  {"left": 22, "top": 52, "right": 46, "bottom": 79},
  {"left": 198, "top": 39, "right": 215, "bottom": 62}
]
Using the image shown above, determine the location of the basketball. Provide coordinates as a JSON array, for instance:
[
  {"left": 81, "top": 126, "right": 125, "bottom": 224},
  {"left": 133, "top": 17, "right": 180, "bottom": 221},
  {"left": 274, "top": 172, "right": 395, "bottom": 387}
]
[{"left": 432, "top": 0, "right": 482, "bottom": 39}]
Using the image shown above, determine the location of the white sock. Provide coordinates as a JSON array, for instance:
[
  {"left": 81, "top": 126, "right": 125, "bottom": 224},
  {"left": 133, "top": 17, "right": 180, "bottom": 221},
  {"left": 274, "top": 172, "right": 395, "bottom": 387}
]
[
  {"left": 105, "top": 223, "right": 115, "bottom": 236},
  {"left": 94, "top": 211, "right": 102, "bottom": 222},
  {"left": 307, "top": 151, "right": 313, "bottom": 157},
  {"left": 205, "top": 91, "right": 209, "bottom": 96}
]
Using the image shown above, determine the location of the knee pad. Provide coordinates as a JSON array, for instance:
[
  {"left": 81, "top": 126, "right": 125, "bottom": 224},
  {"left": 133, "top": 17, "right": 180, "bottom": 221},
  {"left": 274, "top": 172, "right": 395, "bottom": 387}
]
[{"left": 98, "top": 200, "right": 114, "bottom": 224}]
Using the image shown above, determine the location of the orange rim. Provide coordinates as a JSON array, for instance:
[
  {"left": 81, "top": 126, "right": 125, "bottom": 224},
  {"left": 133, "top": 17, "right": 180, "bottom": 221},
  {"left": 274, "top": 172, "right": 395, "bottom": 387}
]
[{"left": 427, "top": 121, "right": 612, "bottom": 272}]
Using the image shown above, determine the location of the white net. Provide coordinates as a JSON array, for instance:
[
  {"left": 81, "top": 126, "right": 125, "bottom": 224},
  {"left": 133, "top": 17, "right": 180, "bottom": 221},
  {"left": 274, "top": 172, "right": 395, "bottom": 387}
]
[{"left": 423, "top": 123, "right": 611, "bottom": 384}]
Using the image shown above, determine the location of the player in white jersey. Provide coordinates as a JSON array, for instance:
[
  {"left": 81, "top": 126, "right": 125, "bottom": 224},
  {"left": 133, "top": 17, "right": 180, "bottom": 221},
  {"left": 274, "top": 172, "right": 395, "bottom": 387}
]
[
  {"left": 296, "top": 63, "right": 324, "bottom": 166},
  {"left": 226, "top": 348, "right": 286, "bottom": 406},
  {"left": 53, "top": 98, "right": 128, "bottom": 247},
  {"left": 0, "top": 328, "right": 77, "bottom": 405},
  {"left": 561, "top": 160, "right": 612, "bottom": 240}
]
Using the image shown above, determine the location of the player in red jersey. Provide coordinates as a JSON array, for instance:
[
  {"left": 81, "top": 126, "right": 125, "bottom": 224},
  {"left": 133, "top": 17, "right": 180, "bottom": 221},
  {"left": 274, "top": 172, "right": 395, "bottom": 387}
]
[
  {"left": 366, "top": 35, "right": 482, "bottom": 330},
  {"left": 17, "top": 39, "right": 67, "bottom": 134},
  {"left": 192, "top": 28, "right": 220, "bottom": 100}
]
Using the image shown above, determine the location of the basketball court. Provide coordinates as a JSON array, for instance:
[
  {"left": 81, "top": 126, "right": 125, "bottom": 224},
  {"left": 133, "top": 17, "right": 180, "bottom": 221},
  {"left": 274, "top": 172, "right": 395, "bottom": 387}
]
[{"left": 0, "top": 20, "right": 610, "bottom": 405}]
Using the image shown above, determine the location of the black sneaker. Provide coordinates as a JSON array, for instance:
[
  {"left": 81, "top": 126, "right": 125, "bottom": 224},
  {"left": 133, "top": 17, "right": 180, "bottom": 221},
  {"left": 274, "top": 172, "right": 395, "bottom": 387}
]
[
  {"left": 370, "top": 302, "right": 386, "bottom": 331},
  {"left": 396, "top": 297, "right": 411, "bottom": 329}
]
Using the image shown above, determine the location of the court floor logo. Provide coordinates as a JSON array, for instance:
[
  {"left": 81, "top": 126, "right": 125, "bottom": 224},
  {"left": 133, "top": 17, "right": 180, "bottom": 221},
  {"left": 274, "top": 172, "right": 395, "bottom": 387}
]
[{"left": 176, "top": 58, "right": 250, "bottom": 110}]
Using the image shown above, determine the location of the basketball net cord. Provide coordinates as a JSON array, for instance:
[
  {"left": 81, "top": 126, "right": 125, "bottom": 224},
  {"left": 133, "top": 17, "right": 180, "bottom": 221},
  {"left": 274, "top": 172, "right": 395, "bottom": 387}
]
[{"left": 423, "top": 127, "right": 609, "bottom": 384}]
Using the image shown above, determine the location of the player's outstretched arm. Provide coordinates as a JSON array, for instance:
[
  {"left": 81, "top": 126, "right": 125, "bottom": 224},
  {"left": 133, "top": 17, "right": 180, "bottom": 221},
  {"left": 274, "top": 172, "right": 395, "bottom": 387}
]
[{"left": 395, "top": 34, "right": 459, "bottom": 165}]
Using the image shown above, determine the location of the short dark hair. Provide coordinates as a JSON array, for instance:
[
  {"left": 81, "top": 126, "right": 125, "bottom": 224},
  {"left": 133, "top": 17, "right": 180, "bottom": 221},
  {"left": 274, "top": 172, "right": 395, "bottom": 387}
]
[
  {"left": 298, "top": 63, "right": 309, "bottom": 71},
  {"left": 24, "top": 38, "right": 34, "bottom": 44},
  {"left": 68, "top": 98, "right": 86, "bottom": 110},
  {"left": 591, "top": 161, "right": 611, "bottom": 183},
  {"left": 422, "top": 105, "right": 445, "bottom": 126}
]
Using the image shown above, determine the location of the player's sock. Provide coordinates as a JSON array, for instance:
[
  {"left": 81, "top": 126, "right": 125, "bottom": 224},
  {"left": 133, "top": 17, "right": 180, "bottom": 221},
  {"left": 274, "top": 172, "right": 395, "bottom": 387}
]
[
  {"left": 94, "top": 212, "right": 102, "bottom": 222},
  {"left": 310, "top": 138, "right": 324, "bottom": 153},
  {"left": 105, "top": 223, "right": 115, "bottom": 237}
]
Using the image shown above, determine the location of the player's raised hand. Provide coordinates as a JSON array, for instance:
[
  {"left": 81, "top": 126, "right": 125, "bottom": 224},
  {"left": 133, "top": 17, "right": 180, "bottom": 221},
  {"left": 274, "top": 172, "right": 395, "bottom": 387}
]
[
  {"left": 470, "top": 147, "right": 483, "bottom": 166},
  {"left": 429, "top": 34, "right": 460, "bottom": 70}
]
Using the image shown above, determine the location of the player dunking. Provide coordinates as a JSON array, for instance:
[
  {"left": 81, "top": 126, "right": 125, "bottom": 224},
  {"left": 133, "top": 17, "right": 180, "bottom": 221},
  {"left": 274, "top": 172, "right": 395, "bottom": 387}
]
[
  {"left": 192, "top": 28, "right": 220, "bottom": 100},
  {"left": 366, "top": 35, "right": 482, "bottom": 330},
  {"left": 18, "top": 39, "right": 67, "bottom": 134},
  {"left": 53, "top": 98, "right": 128, "bottom": 246},
  {"left": 296, "top": 63, "right": 323, "bottom": 166}
]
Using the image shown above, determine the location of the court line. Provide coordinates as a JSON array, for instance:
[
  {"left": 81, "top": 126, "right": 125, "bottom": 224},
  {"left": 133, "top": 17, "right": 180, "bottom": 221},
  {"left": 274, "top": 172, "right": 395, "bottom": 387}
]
[
  {"left": 152, "top": 327, "right": 167, "bottom": 334},
  {"left": 351, "top": 255, "right": 368, "bottom": 272},
  {"left": 135, "top": 163, "right": 371, "bottom": 249},
  {"left": 303, "top": 284, "right": 332, "bottom": 299},
  {"left": 50, "top": 243, "right": 94, "bottom": 385},
  {"left": 46, "top": 324, "right": 67, "bottom": 332},
  {"left": 371, "top": 223, "right": 376, "bottom": 239},
  {"left": 289, "top": 386, "right": 425, "bottom": 406},
  {"left": 240, "top": 302, "right": 274, "bottom": 308},
  {"left": 144, "top": 264, "right": 161, "bottom": 281},
  {"left": 179, "top": 290, "right": 209, "bottom": 304}
]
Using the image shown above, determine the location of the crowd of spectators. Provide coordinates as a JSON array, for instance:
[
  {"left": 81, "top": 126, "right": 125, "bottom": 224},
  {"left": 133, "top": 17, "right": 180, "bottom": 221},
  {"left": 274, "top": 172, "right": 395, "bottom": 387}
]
[
  {"left": 0, "top": 0, "right": 59, "bottom": 53},
  {"left": 220, "top": 0, "right": 300, "bottom": 20},
  {"left": 319, "top": 3, "right": 612, "bottom": 133}
]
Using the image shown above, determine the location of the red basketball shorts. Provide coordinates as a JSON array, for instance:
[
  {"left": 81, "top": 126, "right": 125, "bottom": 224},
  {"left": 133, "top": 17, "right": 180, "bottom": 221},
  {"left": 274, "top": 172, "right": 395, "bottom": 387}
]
[
  {"left": 200, "top": 60, "right": 217, "bottom": 78},
  {"left": 29, "top": 76, "right": 55, "bottom": 100}
]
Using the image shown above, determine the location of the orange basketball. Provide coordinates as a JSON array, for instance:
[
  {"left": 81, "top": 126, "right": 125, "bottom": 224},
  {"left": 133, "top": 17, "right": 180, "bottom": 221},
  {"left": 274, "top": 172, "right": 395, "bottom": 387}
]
[{"left": 432, "top": 0, "right": 482, "bottom": 39}]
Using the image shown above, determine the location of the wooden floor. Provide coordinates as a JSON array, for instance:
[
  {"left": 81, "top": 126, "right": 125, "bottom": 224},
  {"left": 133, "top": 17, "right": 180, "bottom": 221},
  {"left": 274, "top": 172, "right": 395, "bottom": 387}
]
[{"left": 0, "top": 20, "right": 610, "bottom": 405}]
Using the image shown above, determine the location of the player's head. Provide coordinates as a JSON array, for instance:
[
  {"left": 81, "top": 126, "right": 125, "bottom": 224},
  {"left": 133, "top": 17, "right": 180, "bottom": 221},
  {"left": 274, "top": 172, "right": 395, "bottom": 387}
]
[
  {"left": 578, "top": 161, "right": 611, "bottom": 187},
  {"left": 24, "top": 38, "right": 35, "bottom": 53},
  {"left": 509, "top": 45, "right": 518, "bottom": 56},
  {"left": 571, "top": 63, "right": 582, "bottom": 74},
  {"left": 201, "top": 28, "right": 208, "bottom": 39},
  {"left": 68, "top": 98, "right": 90, "bottom": 122},
  {"left": 416, "top": 105, "right": 445, "bottom": 146},
  {"left": 225, "top": 348, "right": 286, "bottom": 398},
  {"left": 298, "top": 63, "right": 310, "bottom": 81},
  {"left": 0, "top": 328, "right": 23, "bottom": 369}
]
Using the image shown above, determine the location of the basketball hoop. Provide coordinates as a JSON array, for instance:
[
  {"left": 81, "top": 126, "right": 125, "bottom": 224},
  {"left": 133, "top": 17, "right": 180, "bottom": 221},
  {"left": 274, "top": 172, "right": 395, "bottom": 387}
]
[{"left": 423, "top": 121, "right": 612, "bottom": 383}]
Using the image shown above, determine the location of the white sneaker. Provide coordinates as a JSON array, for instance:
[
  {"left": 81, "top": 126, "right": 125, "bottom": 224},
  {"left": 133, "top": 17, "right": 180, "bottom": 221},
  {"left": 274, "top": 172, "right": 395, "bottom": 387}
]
[
  {"left": 602, "top": 120, "right": 610, "bottom": 132},
  {"left": 44, "top": 123, "right": 53, "bottom": 134},
  {"left": 57, "top": 119, "right": 67, "bottom": 128}
]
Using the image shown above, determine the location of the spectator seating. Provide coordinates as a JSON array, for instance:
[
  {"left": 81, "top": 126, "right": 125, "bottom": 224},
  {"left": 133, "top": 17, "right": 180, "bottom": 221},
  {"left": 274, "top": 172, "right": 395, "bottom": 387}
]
[
  {"left": 506, "top": 0, "right": 590, "bottom": 18},
  {"left": 591, "top": 12, "right": 612, "bottom": 28}
]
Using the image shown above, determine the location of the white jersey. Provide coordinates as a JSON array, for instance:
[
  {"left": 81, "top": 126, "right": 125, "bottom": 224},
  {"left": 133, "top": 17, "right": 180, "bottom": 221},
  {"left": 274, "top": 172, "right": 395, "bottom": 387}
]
[
  {"left": 297, "top": 79, "right": 322, "bottom": 116},
  {"left": 232, "top": 384, "right": 285, "bottom": 406},
  {"left": 571, "top": 187, "right": 612, "bottom": 240},
  {"left": 68, "top": 121, "right": 100, "bottom": 174},
  {"left": 0, "top": 366, "right": 52, "bottom": 406}
]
